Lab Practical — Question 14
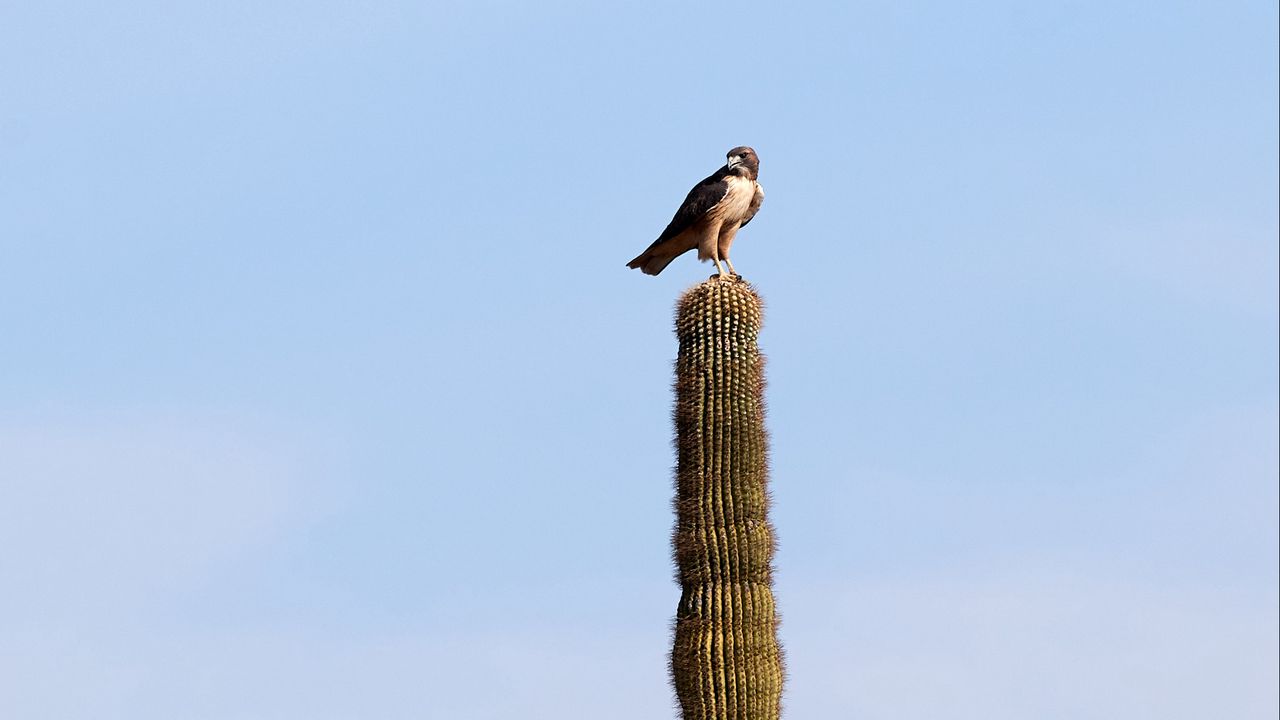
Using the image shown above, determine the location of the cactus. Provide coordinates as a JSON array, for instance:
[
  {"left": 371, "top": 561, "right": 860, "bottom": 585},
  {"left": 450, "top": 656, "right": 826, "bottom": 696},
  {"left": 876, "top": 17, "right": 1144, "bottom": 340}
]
[{"left": 670, "top": 277, "right": 783, "bottom": 720}]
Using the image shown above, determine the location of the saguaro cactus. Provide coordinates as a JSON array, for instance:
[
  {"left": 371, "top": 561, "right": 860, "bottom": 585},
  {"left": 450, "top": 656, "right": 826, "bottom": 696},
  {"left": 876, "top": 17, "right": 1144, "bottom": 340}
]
[{"left": 670, "top": 277, "right": 783, "bottom": 720}]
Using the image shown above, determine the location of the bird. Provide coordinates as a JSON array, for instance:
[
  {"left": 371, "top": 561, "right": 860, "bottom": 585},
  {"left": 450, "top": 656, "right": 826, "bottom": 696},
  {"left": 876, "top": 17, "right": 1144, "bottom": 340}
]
[{"left": 627, "top": 146, "right": 764, "bottom": 278}]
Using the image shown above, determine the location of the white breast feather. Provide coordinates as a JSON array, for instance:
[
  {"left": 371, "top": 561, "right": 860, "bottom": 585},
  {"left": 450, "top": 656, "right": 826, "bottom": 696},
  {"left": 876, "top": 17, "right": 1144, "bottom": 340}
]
[{"left": 713, "top": 176, "right": 755, "bottom": 224}]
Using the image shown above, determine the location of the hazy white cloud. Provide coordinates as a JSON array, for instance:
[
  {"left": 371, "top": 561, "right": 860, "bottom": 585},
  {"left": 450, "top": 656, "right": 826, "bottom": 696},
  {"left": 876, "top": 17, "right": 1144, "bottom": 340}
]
[
  {"left": 2, "top": 401, "right": 1272, "bottom": 718},
  {"left": 0, "top": 417, "right": 326, "bottom": 716},
  {"left": 1090, "top": 216, "right": 1280, "bottom": 313},
  {"left": 0, "top": 418, "right": 674, "bottom": 718},
  {"left": 0, "top": 618, "right": 675, "bottom": 720},
  {"left": 783, "top": 570, "right": 1278, "bottom": 720},
  {"left": 0, "top": 420, "right": 310, "bottom": 615},
  {"left": 9, "top": 568, "right": 1268, "bottom": 719},
  {"left": 778, "top": 401, "right": 1277, "bottom": 717}
]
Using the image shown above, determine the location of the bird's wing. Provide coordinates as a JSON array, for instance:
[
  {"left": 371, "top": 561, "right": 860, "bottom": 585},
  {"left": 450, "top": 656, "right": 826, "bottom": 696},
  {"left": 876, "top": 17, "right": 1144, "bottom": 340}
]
[
  {"left": 650, "top": 168, "right": 730, "bottom": 246},
  {"left": 739, "top": 182, "right": 765, "bottom": 228}
]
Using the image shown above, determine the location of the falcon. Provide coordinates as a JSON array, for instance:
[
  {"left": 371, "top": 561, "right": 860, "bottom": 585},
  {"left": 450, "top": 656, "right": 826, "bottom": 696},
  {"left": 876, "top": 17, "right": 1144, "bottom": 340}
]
[{"left": 626, "top": 146, "right": 764, "bottom": 278}]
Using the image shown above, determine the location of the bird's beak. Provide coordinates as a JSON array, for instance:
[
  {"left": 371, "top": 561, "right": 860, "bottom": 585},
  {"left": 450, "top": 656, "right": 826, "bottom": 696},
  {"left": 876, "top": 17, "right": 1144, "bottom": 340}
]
[{"left": 727, "top": 155, "right": 742, "bottom": 169}]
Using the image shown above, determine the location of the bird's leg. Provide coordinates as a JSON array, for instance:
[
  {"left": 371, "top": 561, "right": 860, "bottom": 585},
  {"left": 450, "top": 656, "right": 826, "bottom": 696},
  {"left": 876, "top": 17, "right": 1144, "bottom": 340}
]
[
  {"left": 712, "top": 257, "right": 730, "bottom": 279},
  {"left": 725, "top": 257, "right": 740, "bottom": 279}
]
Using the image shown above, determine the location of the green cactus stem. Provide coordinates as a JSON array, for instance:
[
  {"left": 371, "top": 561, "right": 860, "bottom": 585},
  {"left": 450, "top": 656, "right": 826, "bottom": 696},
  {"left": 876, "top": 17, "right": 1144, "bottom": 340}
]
[{"left": 670, "top": 277, "right": 783, "bottom": 720}]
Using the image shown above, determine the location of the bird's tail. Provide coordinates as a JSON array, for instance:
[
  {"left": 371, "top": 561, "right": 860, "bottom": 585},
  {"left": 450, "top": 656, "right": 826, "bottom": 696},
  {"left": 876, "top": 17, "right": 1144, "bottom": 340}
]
[{"left": 626, "top": 250, "right": 677, "bottom": 276}]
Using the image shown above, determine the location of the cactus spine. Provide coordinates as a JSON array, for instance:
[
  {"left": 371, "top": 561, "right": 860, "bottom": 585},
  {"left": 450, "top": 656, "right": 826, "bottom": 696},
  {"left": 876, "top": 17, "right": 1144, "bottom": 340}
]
[{"left": 671, "top": 278, "right": 783, "bottom": 720}]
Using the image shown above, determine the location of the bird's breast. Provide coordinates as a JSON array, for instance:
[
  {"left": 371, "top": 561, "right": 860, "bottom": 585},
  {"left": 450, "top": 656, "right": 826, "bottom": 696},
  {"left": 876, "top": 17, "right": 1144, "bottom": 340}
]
[{"left": 711, "top": 176, "right": 757, "bottom": 224}]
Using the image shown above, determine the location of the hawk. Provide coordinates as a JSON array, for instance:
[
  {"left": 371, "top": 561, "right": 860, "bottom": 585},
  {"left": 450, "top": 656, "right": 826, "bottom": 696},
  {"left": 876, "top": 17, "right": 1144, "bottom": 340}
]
[{"left": 626, "top": 146, "right": 764, "bottom": 278}]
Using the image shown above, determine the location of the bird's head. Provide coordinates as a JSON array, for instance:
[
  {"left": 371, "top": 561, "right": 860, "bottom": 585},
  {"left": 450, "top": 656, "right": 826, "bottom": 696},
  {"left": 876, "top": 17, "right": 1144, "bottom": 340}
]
[{"left": 726, "top": 146, "right": 760, "bottom": 179}]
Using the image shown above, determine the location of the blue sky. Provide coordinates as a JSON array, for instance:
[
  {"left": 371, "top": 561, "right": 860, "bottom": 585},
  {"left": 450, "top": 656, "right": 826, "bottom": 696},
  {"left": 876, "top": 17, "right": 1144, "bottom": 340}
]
[{"left": 1, "top": 1, "right": 1276, "bottom": 717}]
